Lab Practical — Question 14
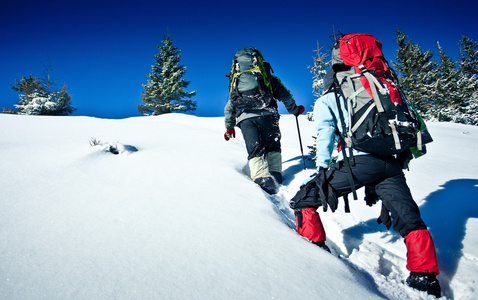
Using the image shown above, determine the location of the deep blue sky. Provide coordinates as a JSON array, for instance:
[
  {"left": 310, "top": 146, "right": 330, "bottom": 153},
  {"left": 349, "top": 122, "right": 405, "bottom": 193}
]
[{"left": 1, "top": 0, "right": 477, "bottom": 119}]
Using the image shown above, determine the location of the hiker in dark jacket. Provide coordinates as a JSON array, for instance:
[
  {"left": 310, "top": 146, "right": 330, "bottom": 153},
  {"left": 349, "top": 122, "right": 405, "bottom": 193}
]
[
  {"left": 289, "top": 69, "right": 441, "bottom": 297},
  {"left": 224, "top": 53, "right": 304, "bottom": 194}
]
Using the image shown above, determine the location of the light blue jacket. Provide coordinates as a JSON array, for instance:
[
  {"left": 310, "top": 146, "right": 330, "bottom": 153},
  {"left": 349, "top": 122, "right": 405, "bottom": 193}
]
[{"left": 313, "top": 90, "right": 367, "bottom": 169}]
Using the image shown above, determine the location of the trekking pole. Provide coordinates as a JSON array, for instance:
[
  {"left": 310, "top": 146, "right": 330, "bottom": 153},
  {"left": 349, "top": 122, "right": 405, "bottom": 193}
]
[{"left": 295, "top": 115, "right": 307, "bottom": 170}]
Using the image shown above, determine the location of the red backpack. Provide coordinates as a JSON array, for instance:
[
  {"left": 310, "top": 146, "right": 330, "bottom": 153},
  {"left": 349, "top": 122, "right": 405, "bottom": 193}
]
[{"left": 331, "top": 33, "right": 431, "bottom": 157}]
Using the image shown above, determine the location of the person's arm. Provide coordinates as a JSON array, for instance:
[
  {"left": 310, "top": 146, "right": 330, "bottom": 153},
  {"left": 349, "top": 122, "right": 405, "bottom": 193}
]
[
  {"left": 224, "top": 99, "right": 237, "bottom": 130},
  {"left": 313, "top": 93, "right": 338, "bottom": 169},
  {"left": 270, "top": 75, "right": 300, "bottom": 115}
]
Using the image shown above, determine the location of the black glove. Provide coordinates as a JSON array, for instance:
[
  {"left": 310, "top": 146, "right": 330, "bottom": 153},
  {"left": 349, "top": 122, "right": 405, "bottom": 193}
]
[
  {"left": 377, "top": 203, "right": 392, "bottom": 230},
  {"left": 364, "top": 186, "right": 379, "bottom": 207},
  {"left": 313, "top": 167, "right": 338, "bottom": 212},
  {"left": 396, "top": 149, "right": 413, "bottom": 170}
]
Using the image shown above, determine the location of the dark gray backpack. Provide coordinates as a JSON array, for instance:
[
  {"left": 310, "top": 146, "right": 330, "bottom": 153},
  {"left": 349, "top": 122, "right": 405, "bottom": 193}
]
[{"left": 227, "top": 47, "right": 274, "bottom": 111}]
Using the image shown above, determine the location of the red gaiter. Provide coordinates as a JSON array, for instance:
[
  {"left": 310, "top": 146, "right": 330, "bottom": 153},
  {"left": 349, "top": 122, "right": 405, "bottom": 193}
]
[
  {"left": 405, "top": 229, "right": 440, "bottom": 274},
  {"left": 295, "top": 208, "right": 326, "bottom": 243}
]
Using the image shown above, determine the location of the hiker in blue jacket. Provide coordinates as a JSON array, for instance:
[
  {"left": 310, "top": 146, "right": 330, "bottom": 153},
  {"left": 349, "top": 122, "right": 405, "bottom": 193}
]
[
  {"left": 224, "top": 48, "right": 304, "bottom": 194},
  {"left": 290, "top": 69, "right": 441, "bottom": 297}
]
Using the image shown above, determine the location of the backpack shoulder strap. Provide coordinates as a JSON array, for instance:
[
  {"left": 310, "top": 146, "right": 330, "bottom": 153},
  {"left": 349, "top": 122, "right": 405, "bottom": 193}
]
[{"left": 332, "top": 81, "right": 358, "bottom": 202}]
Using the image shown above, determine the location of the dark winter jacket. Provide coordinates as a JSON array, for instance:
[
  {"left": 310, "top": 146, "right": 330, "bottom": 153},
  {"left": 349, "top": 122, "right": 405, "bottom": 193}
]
[{"left": 224, "top": 75, "right": 300, "bottom": 130}]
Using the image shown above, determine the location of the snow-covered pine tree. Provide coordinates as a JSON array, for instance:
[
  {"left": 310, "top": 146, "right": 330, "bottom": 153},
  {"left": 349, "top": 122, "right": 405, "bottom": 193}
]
[
  {"left": 456, "top": 35, "right": 478, "bottom": 125},
  {"left": 305, "top": 42, "right": 332, "bottom": 166},
  {"left": 431, "top": 42, "right": 478, "bottom": 124},
  {"left": 308, "top": 42, "right": 331, "bottom": 98},
  {"left": 435, "top": 42, "right": 461, "bottom": 107},
  {"left": 7, "top": 74, "right": 43, "bottom": 112},
  {"left": 392, "top": 29, "right": 437, "bottom": 118},
  {"left": 463, "top": 92, "right": 478, "bottom": 125},
  {"left": 458, "top": 35, "right": 478, "bottom": 78},
  {"left": 6, "top": 73, "right": 75, "bottom": 116},
  {"left": 138, "top": 33, "right": 197, "bottom": 115}
]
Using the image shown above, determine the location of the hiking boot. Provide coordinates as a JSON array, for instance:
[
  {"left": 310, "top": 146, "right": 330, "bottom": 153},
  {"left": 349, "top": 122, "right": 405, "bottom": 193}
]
[
  {"left": 270, "top": 171, "right": 282, "bottom": 185},
  {"left": 313, "top": 241, "right": 331, "bottom": 253},
  {"left": 254, "top": 177, "right": 279, "bottom": 194},
  {"left": 406, "top": 271, "right": 441, "bottom": 297}
]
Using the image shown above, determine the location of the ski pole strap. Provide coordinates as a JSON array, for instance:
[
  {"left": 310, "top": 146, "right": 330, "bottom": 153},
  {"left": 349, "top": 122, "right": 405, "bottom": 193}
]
[
  {"left": 333, "top": 83, "right": 358, "bottom": 200},
  {"left": 338, "top": 137, "right": 358, "bottom": 201},
  {"left": 294, "top": 209, "right": 303, "bottom": 228},
  {"left": 343, "top": 194, "right": 350, "bottom": 213}
]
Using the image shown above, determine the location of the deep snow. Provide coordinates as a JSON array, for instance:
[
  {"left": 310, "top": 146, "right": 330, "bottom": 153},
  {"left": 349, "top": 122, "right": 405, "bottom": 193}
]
[{"left": 0, "top": 113, "right": 477, "bottom": 299}]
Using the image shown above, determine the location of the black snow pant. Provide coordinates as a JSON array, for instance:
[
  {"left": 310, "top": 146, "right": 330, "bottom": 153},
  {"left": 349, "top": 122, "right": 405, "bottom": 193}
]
[
  {"left": 238, "top": 115, "right": 281, "bottom": 160},
  {"left": 292, "top": 155, "right": 427, "bottom": 237}
]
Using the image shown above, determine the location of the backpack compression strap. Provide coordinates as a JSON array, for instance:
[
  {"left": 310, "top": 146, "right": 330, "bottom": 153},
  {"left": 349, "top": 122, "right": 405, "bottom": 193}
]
[
  {"left": 332, "top": 82, "right": 358, "bottom": 202},
  {"left": 228, "top": 53, "right": 273, "bottom": 96},
  {"left": 349, "top": 65, "right": 403, "bottom": 152}
]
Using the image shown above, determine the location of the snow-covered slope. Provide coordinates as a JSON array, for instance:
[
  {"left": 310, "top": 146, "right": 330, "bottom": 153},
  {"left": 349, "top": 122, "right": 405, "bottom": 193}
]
[{"left": 1, "top": 113, "right": 477, "bottom": 299}]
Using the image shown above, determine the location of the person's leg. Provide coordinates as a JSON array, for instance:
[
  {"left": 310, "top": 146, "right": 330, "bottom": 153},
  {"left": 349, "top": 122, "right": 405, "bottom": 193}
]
[
  {"left": 289, "top": 178, "right": 329, "bottom": 251},
  {"left": 266, "top": 151, "right": 282, "bottom": 184},
  {"left": 405, "top": 229, "right": 440, "bottom": 273},
  {"left": 238, "top": 117, "right": 264, "bottom": 161},
  {"left": 372, "top": 157, "right": 440, "bottom": 296},
  {"left": 404, "top": 229, "right": 441, "bottom": 297},
  {"left": 294, "top": 207, "right": 326, "bottom": 243},
  {"left": 239, "top": 117, "right": 278, "bottom": 194},
  {"left": 294, "top": 207, "right": 330, "bottom": 252},
  {"left": 261, "top": 115, "right": 282, "bottom": 184}
]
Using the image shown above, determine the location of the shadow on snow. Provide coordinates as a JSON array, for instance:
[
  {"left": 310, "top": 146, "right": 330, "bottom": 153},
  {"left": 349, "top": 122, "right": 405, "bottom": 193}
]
[{"left": 339, "top": 178, "right": 478, "bottom": 300}]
